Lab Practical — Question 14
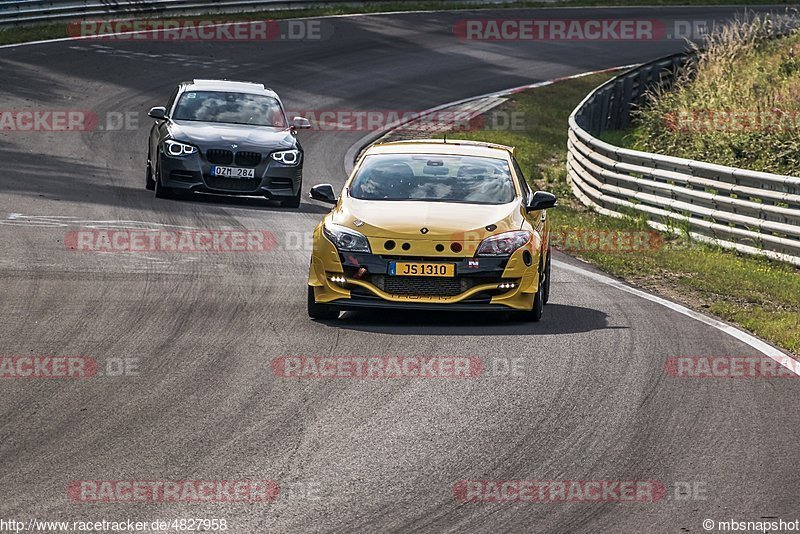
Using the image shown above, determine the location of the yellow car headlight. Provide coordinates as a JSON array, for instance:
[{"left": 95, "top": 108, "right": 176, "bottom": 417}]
[
  {"left": 475, "top": 230, "right": 531, "bottom": 257},
  {"left": 323, "top": 222, "right": 371, "bottom": 253}
]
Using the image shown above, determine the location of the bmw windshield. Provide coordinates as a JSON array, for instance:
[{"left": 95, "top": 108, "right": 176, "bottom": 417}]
[
  {"left": 349, "top": 154, "right": 517, "bottom": 205},
  {"left": 172, "top": 90, "right": 287, "bottom": 127}
]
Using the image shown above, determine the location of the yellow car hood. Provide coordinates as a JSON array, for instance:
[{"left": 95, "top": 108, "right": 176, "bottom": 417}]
[{"left": 331, "top": 198, "right": 524, "bottom": 238}]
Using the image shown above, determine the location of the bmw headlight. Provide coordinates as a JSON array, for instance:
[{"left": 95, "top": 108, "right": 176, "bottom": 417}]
[
  {"left": 164, "top": 139, "right": 198, "bottom": 157},
  {"left": 270, "top": 149, "right": 301, "bottom": 165},
  {"left": 475, "top": 230, "right": 531, "bottom": 257},
  {"left": 323, "top": 222, "right": 371, "bottom": 253}
]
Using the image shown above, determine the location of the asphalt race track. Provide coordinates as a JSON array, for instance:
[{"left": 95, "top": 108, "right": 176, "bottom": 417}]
[{"left": 0, "top": 6, "right": 798, "bottom": 533}]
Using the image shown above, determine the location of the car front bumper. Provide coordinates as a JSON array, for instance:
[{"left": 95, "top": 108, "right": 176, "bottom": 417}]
[
  {"left": 308, "top": 226, "right": 543, "bottom": 312},
  {"left": 158, "top": 152, "right": 302, "bottom": 199}
]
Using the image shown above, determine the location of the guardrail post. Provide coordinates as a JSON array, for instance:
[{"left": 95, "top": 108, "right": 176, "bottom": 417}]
[
  {"left": 598, "top": 90, "right": 610, "bottom": 134},
  {"left": 620, "top": 76, "right": 633, "bottom": 128}
]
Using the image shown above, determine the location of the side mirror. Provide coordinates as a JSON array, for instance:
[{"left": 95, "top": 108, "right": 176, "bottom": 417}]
[
  {"left": 527, "top": 191, "right": 557, "bottom": 211},
  {"left": 148, "top": 106, "right": 167, "bottom": 120},
  {"left": 291, "top": 116, "right": 312, "bottom": 130},
  {"left": 309, "top": 184, "right": 338, "bottom": 204}
]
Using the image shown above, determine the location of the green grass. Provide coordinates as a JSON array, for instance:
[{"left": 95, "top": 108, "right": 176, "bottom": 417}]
[
  {"left": 0, "top": 0, "right": 787, "bottom": 47},
  {"left": 432, "top": 71, "right": 800, "bottom": 355},
  {"left": 597, "top": 128, "right": 635, "bottom": 147}
]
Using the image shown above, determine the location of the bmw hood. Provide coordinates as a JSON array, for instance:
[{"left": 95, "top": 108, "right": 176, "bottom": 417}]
[
  {"left": 331, "top": 197, "right": 524, "bottom": 240},
  {"left": 168, "top": 120, "right": 297, "bottom": 151}
]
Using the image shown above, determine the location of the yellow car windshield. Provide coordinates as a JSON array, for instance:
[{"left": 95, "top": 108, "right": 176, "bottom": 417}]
[{"left": 350, "top": 154, "right": 516, "bottom": 204}]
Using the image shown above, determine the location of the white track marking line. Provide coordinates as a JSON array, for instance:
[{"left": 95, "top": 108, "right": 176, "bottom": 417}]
[
  {"left": 1, "top": 214, "right": 200, "bottom": 229},
  {"left": 555, "top": 259, "right": 799, "bottom": 372}
]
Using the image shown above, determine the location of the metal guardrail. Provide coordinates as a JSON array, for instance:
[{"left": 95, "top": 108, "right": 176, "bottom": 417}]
[{"left": 567, "top": 52, "right": 800, "bottom": 266}]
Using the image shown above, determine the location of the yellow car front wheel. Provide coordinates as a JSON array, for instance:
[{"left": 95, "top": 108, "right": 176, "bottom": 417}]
[
  {"left": 307, "top": 286, "right": 340, "bottom": 320},
  {"left": 517, "top": 257, "right": 545, "bottom": 322}
]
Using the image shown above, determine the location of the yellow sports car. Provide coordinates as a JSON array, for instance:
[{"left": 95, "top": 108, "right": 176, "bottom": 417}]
[{"left": 307, "top": 139, "right": 556, "bottom": 321}]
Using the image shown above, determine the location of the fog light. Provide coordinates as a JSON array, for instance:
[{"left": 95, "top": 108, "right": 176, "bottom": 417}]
[
  {"left": 330, "top": 275, "right": 347, "bottom": 284},
  {"left": 498, "top": 281, "right": 517, "bottom": 290}
]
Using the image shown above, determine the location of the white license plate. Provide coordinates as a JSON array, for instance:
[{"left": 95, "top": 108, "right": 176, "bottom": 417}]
[{"left": 212, "top": 166, "right": 255, "bottom": 179}]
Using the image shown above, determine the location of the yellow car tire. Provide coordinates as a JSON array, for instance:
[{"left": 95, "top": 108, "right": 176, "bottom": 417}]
[{"left": 307, "top": 286, "right": 340, "bottom": 320}]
